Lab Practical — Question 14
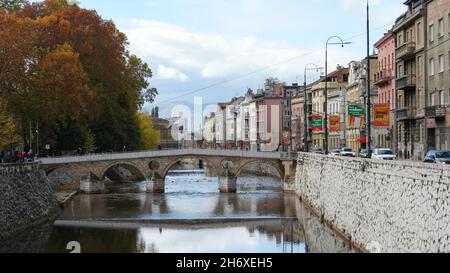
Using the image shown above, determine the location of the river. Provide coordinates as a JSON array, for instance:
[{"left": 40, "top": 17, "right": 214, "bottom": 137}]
[{"left": 1, "top": 170, "right": 355, "bottom": 253}]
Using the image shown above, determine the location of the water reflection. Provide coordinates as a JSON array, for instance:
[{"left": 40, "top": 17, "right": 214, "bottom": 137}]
[
  {"left": 60, "top": 172, "right": 292, "bottom": 221},
  {"left": 46, "top": 220, "right": 305, "bottom": 253},
  {"left": 1, "top": 170, "right": 355, "bottom": 253}
]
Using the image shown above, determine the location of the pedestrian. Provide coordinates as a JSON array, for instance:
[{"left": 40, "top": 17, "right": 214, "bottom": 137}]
[{"left": 0, "top": 150, "right": 4, "bottom": 163}]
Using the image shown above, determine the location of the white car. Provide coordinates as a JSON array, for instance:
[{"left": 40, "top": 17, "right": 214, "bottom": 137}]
[
  {"left": 330, "top": 149, "right": 341, "bottom": 156},
  {"left": 371, "top": 149, "right": 396, "bottom": 160},
  {"left": 340, "top": 148, "right": 356, "bottom": 157}
]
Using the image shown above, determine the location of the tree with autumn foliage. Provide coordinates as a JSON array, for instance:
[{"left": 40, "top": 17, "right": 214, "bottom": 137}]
[
  {"left": 137, "top": 112, "right": 160, "bottom": 150},
  {"left": 0, "top": 97, "right": 19, "bottom": 148},
  {"left": 0, "top": 0, "right": 158, "bottom": 154}
]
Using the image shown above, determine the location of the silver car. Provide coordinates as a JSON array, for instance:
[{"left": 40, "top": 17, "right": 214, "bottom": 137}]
[{"left": 372, "top": 149, "right": 396, "bottom": 160}]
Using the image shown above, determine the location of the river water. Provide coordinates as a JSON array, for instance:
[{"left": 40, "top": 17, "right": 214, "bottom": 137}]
[{"left": 1, "top": 171, "right": 355, "bottom": 253}]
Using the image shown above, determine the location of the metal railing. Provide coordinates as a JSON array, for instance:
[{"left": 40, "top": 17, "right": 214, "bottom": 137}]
[
  {"left": 396, "top": 42, "right": 416, "bottom": 60},
  {"left": 396, "top": 74, "right": 416, "bottom": 90}
]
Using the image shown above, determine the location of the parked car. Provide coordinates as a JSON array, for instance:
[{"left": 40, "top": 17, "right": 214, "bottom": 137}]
[
  {"left": 359, "top": 149, "right": 371, "bottom": 158},
  {"left": 372, "top": 148, "right": 396, "bottom": 160},
  {"left": 424, "top": 151, "right": 450, "bottom": 164},
  {"left": 340, "top": 147, "right": 355, "bottom": 157},
  {"left": 310, "top": 147, "right": 324, "bottom": 155},
  {"left": 330, "top": 149, "right": 341, "bottom": 156}
]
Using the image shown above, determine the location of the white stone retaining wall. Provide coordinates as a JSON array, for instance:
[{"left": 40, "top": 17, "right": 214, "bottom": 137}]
[{"left": 294, "top": 153, "right": 450, "bottom": 253}]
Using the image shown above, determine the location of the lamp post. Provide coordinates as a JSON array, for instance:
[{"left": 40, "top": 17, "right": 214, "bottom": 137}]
[
  {"left": 324, "top": 36, "right": 351, "bottom": 155},
  {"left": 304, "top": 63, "right": 324, "bottom": 152}
]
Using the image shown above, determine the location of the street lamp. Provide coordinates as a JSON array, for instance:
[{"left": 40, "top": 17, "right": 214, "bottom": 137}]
[
  {"left": 304, "top": 63, "right": 324, "bottom": 152},
  {"left": 324, "top": 36, "right": 351, "bottom": 155}
]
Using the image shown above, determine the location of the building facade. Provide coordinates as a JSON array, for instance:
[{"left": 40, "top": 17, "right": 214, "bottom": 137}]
[
  {"left": 311, "top": 66, "right": 349, "bottom": 151},
  {"left": 393, "top": 0, "right": 427, "bottom": 160},
  {"left": 426, "top": 0, "right": 450, "bottom": 152},
  {"left": 346, "top": 56, "right": 379, "bottom": 153},
  {"left": 203, "top": 113, "right": 216, "bottom": 148},
  {"left": 374, "top": 31, "right": 397, "bottom": 151},
  {"left": 152, "top": 118, "right": 179, "bottom": 149}
]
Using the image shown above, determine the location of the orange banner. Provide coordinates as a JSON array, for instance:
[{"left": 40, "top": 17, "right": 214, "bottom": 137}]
[
  {"left": 329, "top": 115, "right": 341, "bottom": 132},
  {"left": 348, "top": 116, "right": 365, "bottom": 129},
  {"left": 374, "top": 104, "right": 390, "bottom": 127}
]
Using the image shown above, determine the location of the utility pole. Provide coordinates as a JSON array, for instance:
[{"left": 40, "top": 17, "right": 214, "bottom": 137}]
[
  {"left": 29, "top": 121, "right": 32, "bottom": 153},
  {"left": 366, "top": 0, "right": 372, "bottom": 156},
  {"left": 36, "top": 122, "right": 39, "bottom": 159}
]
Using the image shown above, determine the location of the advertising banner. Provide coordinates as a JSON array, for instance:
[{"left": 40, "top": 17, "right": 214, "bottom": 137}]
[
  {"left": 348, "top": 104, "right": 365, "bottom": 128},
  {"left": 329, "top": 115, "right": 341, "bottom": 132},
  {"left": 374, "top": 104, "right": 390, "bottom": 127},
  {"left": 311, "top": 115, "right": 323, "bottom": 133},
  {"left": 348, "top": 104, "right": 365, "bottom": 117}
]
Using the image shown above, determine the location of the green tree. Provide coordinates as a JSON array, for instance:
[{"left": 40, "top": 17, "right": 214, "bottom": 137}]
[
  {"left": 151, "top": 107, "right": 159, "bottom": 118},
  {"left": 137, "top": 112, "right": 159, "bottom": 150},
  {"left": 83, "top": 130, "right": 96, "bottom": 154}
]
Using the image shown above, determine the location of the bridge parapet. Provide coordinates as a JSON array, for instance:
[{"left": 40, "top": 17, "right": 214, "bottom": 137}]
[{"left": 40, "top": 149, "right": 286, "bottom": 165}]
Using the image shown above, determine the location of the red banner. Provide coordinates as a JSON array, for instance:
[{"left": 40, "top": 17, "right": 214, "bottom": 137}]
[
  {"left": 329, "top": 115, "right": 341, "bottom": 132},
  {"left": 311, "top": 115, "right": 323, "bottom": 133},
  {"left": 374, "top": 104, "right": 390, "bottom": 127}
]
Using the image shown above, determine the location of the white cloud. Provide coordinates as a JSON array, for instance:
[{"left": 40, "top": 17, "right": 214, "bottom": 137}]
[
  {"left": 123, "top": 19, "right": 358, "bottom": 83},
  {"left": 157, "top": 64, "right": 189, "bottom": 82}
]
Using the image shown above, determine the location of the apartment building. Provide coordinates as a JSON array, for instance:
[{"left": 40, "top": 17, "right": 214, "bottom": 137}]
[
  {"left": 215, "top": 103, "right": 228, "bottom": 148},
  {"left": 374, "top": 31, "right": 397, "bottom": 151},
  {"left": 311, "top": 66, "right": 349, "bottom": 150},
  {"left": 393, "top": 0, "right": 427, "bottom": 160},
  {"left": 203, "top": 113, "right": 216, "bottom": 147},
  {"left": 346, "top": 55, "right": 379, "bottom": 153},
  {"left": 426, "top": 0, "right": 450, "bottom": 151}
]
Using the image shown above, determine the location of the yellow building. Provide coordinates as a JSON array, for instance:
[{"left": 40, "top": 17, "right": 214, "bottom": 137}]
[
  {"left": 346, "top": 56, "right": 379, "bottom": 153},
  {"left": 311, "top": 66, "right": 349, "bottom": 151}
]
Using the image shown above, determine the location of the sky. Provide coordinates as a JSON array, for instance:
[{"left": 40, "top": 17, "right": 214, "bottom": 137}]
[{"left": 36, "top": 0, "right": 406, "bottom": 118}]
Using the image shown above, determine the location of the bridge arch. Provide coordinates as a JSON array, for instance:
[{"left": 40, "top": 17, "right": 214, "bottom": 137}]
[
  {"left": 234, "top": 159, "right": 284, "bottom": 180},
  {"left": 99, "top": 161, "right": 149, "bottom": 182},
  {"left": 160, "top": 156, "right": 220, "bottom": 180}
]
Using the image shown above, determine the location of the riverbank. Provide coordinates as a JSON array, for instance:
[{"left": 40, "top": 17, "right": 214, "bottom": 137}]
[
  {"left": 0, "top": 163, "right": 59, "bottom": 240},
  {"left": 291, "top": 153, "right": 450, "bottom": 253}
]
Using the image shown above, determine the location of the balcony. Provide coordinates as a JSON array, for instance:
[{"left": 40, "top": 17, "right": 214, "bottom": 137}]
[
  {"left": 396, "top": 107, "right": 416, "bottom": 121},
  {"left": 374, "top": 69, "right": 394, "bottom": 86},
  {"left": 396, "top": 74, "right": 416, "bottom": 91},
  {"left": 394, "top": 3, "right": 425, "bottom": 31},
  {"left": 396, "top": 42, "right": 416, "bottom": 61},
  {"left": 426, "top": 106, "right": 447, "bottom": 119}
]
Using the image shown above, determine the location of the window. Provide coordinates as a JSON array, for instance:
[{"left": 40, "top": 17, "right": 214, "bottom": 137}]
[
  {"left": 439, "top": 55, "right": 445, "bottom": 73},
  {"left": 431, "top": 93, "right": 436, "bottom": 106},
  {"left": 430, "top": 58, "right": 435, "bottom": 76},
  {"left": 417, "top": 22, "right": 421, "bottom": 44},
  {"left": 440, "top": 90, "right": 445, "bottom": 105},
  {"left": 418, "top": 56, "right": 423, "bottom": 76},
  {"left": 438, "top": 18, "right": 444, "bottom": 37},
  {"left": 430, "top": 24, "right": 435, "bottom": 43}
]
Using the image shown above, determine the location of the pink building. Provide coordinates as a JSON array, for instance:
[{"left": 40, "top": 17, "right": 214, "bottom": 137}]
[
  {"left": 254, "top": 96, "right": 283, "bottom": 152},
  {"left": 374, "top": 31, "right": 396, "bottom": 151}
]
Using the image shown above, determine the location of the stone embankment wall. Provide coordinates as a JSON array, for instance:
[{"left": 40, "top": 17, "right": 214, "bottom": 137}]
[
  {"left": 0, "top": 164, "right": 58, "bottom": 240},
  {"left": 293, "top": 153, "right": 450, "bottom": 253}
]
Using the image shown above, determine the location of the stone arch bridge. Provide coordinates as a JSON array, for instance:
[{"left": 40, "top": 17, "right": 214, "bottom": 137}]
[{"left": 40, "top": 149, "right": 297, "bottom": 193}]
